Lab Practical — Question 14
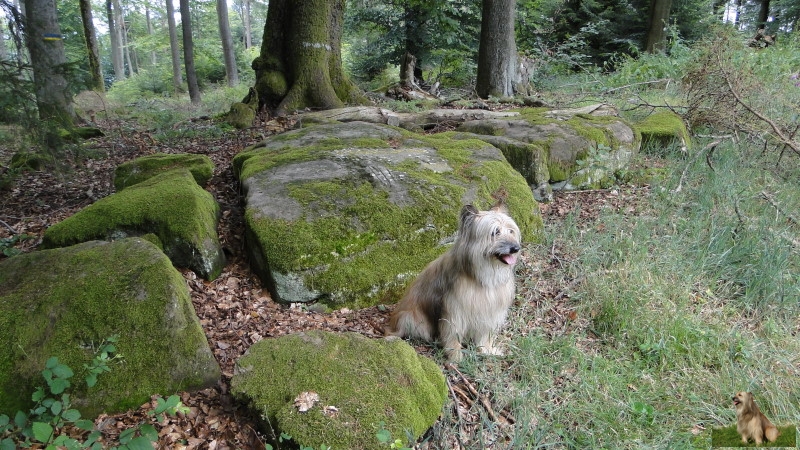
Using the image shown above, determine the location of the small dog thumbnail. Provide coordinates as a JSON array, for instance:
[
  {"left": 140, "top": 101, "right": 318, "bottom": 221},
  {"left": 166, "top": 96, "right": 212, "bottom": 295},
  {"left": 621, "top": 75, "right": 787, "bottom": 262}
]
[{"left": 733, "top": 391, "right": 779, "bottom": 445}]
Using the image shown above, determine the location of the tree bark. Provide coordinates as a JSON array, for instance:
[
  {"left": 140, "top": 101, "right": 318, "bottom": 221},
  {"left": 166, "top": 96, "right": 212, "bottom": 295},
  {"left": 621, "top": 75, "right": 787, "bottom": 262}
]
[
  {"left": 79, "top": 0, "right": 104, "bottom": 90},
  {"left": 179, "top": 0, "right": 201, "bottom": 103},
  {"left": 645, "top": 0, "right": 673, "bottom": 53},
  {"left": 106, "top": 0, "right": 125, "bottom": 80},
  {"left": 757, "top": 0, "right": 770, "bottom": 30},
  {"left": 252, "top": 0, "right": 365, "bottom": 116},
  {"left": 165, "top": 0, "right": 183, "bottom": 92},
  {"left": 216, "top": 0, "right": 239, "bottom": 86},
  {"left": 0, "top": 13, "right": 8, "bottom": 61},
  {"left": 23, "top": 0, "right": 75, "bottom": 125},
  {"left": 475, "top": 0, "right": 517, "bottom": 98},
  {"left": 145, "top": 4, "right": 157, "bottom": 66}
]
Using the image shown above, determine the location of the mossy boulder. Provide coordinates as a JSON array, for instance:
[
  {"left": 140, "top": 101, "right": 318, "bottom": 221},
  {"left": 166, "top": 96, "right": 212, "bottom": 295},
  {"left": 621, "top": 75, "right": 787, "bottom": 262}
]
[
  {"left": 234, "top": 121, "right": 542, "bottom": 308},
  {"left": 113, "top": 153, "right": 214, "bottom": 191},
  {"left": 10, "top": 151, "right": 50, "bottom": 172},
  {"left": 226, "top": 102, "right": 256, "bottom": 129},
  {"left": 456, "top": 104, "right": 641, "bottom": 191},
  {"left": 43, "top": 169, "right": 225, "bottom": 280},
  {"left": 635, "top": 110, "right": 691, "bottom": 152},
  {"left": 0, "top": 238, "right": 220, "bottom": 418},
  {"left": 231, "top": 331, "right": 447, "bottom": 450}
]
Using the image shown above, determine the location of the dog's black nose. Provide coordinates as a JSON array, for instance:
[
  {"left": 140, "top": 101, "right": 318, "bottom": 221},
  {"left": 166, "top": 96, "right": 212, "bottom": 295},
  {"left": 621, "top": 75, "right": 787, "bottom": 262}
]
[{"left": 510, "top": 245, "right": 520, "bottom": 254}]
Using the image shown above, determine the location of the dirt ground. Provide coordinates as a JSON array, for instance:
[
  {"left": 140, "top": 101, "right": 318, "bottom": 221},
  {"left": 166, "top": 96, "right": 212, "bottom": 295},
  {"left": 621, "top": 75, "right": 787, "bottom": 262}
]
[{"left": 0, "top": 116, "right": 642, "bottom": 449}]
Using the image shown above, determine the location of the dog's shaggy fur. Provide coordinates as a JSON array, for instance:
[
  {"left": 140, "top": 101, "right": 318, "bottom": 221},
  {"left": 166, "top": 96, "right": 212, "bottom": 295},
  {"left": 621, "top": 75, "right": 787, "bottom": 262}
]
[
  {"left": 386, "top": 203, "right": 521, "bottom": 362},
  {"left": 733, "top": 391, "right": 779, "bottom": 445}
]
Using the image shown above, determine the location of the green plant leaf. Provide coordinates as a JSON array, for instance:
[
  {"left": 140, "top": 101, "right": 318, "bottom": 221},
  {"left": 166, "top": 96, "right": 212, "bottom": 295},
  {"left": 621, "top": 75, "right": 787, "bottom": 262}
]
[
  {"left": 118, "top": 427, "right": 137, "bottom": 444},
  {"left": 51, "top": 363, "right": 73, "bottom": 379},
  {"left": 48, "top": 378, "right": 70, "bottom": 395},
  {"left": 0, "top": 438, "right": 16, "bottom": 450},
  {"left": 45, "top": 357, "right": 59, "bottom": 369},
  {"left": 75, "top": 419, "right": 95, "bottom": 431},
  {"left": 50, "top": 400, "right": 62, "bottom": 416},
  {"left": 31, "top": 387, "right": 46, "bottom": 402},
  {"left": 85, "top": 373, "right": 98, "bottom": 388},
  {"left": 32, "top": 421, "right": 54, "bottom": 443},
  {"left": 62, "top": 409, "right": 81, "bottom": 422},
  {"left": 124, "top": 436, "right": 157, "bottom": 450},
  {"left": 376, "top": 428, "right": 391, "bottom": 443},
  {"left": 139, "top": 424, "right": 158, "bottom": 441},
  {"left": 14, "top": 410, "right": 28, "bottom": 428}
]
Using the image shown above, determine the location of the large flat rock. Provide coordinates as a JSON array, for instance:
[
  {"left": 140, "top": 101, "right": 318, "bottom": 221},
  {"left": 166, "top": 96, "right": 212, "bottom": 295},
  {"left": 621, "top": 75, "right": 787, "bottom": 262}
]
[{"left": 234, "top": 121, "right": 542, "bottom": 307}]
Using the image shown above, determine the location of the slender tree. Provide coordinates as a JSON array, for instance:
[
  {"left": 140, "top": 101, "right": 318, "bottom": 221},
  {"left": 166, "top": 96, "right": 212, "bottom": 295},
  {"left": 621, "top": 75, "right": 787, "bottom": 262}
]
[
  {"left": 216, "top": 0, "right": 238, "bottom": 86},
  {"left": 252, "top": 0, "right": 365, "bottom": 115},
  {"left": 145, "top": 3, "right": 156, "bottom": 66},
  {"left": 243, "top": 0, "right": 251, "bottom": 48},
  {"left": 165, "top": 0, "right": 183, "bottom": 92},
  {"left": 106, "top": 0, "right": 125, "bottom": 80},
  {"left": 0, "top": 15, "right": 7, "bottom": 60},
  {"left": 22, "top": 0, "right": 75, "bottom": 124},
  {"left": 475, "top": 0, "right": 516, "bottom": 98},
  {"left": 645, "top": 0, "right": 673, "bottom": 53},
  {"left": 757, "top": 0, "right": 771, "bottom": 29},
  {"left": 79, "top": 0, "right": 103, "bottom": 90},
  {"left": 179, "top": 0, "right": 200, "bottom": 103}
]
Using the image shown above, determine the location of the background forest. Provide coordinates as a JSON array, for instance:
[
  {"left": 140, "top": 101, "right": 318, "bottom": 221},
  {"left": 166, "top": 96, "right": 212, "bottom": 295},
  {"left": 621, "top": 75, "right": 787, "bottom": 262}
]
[{"left": 2, "top": 0, "right": 800, "bottom": 449}]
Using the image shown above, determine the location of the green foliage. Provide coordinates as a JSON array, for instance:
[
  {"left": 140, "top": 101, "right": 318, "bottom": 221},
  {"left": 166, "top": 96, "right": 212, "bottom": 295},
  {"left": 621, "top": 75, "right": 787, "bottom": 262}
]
[
  {"left": 344, "top": 0, "right": 480, "bottom": 86},
  {"left": 0, "top": 234, "right": 32, "bottom": 257},
  {"left": 0, "top": 338, "right": 187, "bottom": 450}
]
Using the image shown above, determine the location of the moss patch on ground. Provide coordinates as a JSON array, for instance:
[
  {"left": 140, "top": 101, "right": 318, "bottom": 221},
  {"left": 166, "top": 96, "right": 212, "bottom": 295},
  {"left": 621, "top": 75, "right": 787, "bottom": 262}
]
[
  {"left": 0, "top": 238, "right": 220, "bottom": 418},
  {"left": 113, "top": 153, "right": 214, "bottom": 191},
  {"left": 231, "top": 331, "right": 447, "bottom": 450},
  {"left": 43, "top": 169, "right": 225, "bottom": 280}
]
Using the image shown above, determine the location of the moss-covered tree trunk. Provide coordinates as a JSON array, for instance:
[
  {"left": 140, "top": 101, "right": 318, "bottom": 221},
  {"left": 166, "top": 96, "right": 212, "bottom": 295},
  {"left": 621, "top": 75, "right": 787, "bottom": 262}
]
[{"left": 252, "top": 0, "right": 365, "bottom": 116}]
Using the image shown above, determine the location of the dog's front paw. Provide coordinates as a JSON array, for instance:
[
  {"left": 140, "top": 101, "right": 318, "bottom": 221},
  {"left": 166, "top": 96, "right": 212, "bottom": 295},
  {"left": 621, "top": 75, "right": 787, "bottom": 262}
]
[{"left": 479, "top": 345, "right": 504, "bottom": 356}]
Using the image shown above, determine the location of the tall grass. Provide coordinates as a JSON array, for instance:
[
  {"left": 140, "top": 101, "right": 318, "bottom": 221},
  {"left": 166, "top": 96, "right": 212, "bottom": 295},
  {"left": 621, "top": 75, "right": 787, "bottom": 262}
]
[{"left": 454, "top": 136, "right": 800, "bottom": 448}]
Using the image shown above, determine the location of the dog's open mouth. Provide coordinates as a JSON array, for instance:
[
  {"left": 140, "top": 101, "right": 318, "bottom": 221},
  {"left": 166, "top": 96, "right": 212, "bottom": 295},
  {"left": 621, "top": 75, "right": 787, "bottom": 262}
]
[
  {"left": 497, "top": 253, "right": 518, "bottom": 265},
  {"left": 733, "top": 397, "right": 741, "bottom": 406}
]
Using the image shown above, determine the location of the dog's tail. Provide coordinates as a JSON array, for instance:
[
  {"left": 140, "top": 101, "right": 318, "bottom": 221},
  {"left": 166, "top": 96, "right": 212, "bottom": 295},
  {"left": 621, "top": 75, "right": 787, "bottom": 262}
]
[{"left": 765, "top": 424, "right": 780, "bottom": 442}]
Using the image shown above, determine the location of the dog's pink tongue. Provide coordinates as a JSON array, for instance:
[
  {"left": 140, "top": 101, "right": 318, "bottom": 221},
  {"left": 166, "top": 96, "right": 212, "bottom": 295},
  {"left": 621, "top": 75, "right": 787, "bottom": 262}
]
[{"left": 502, "top": 254, "right": 517, "bottom": 265}]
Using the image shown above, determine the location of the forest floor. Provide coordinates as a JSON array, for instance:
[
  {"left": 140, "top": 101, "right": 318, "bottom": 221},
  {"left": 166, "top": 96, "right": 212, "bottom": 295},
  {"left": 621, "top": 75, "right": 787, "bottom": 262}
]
[{"left": 0, "top": 115, "right": 643, "bottom": 449}]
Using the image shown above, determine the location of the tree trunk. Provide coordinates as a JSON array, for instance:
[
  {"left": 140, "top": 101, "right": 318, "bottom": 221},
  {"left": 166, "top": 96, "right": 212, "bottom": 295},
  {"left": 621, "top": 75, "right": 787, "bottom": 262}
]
[
  {"left": 216, "top": 0, "right": 239, "bottom": 86},
  {"left": 165, "top": 0, "right": 183, "bottom": 92},
  {"left": 252, "top": 0, "right": 365, "bottom": 116},
  {"left": 179, "top": 0, "right": 201, "bottom": 103},
  {"left": 475, "top": 0, "right": 517, "bottom": 98},
  {"left": 79, "top": 0, "right": 104, "bottom": 90},
  {"left": 0, "top": 15, "right": 8, "bottom": 61},
  {"left": 106, "top": 0, "right": 125, "bottom": 80},
  {"left": 243, "top": 0, "right": 252, "bottom": 49},
  {"left": 146, "top": 4, "right": 157, "bottom": 66},
  {"left": 757, "top": 0, "right": 770, "bottom": 30},
  {"left": 645, "top": 0, "right": 673, "bottom": 53},
  {"left": 23, "top": 0, "right": 75, "bottom": 125}
]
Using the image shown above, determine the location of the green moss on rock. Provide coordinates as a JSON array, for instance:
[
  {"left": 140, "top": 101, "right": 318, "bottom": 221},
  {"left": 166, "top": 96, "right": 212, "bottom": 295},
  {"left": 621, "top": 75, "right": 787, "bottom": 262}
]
[
  {"left": 231, "top": 331, "right": 447, "bottom": 450},
  {"left": 226, "top": 102, "right": 256, "bottom": 130},
  {"left": 238, "top": 122, "right": 543, "bottom": 308},
  {"left": 43, "top": 169, "right": 225, "bottom": 280},
  {"left": 636, "top": 111, "right": 691, "bottom": 151},
  {"left": 114, "top": 153, "right": 214, "bottom": 191},
  {"left": 0, "top": 238, "right": 220, "bottom": 417}
]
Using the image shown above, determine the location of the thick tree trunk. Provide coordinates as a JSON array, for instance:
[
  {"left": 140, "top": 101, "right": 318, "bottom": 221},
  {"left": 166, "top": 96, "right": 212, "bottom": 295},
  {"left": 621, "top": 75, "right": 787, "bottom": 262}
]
[
  {"left": 216, "top": 0, "right": 239, "bottom": 86},
  {"left": 645, "top": 0, "right": 673, "bottom": 53},
  {"left": 252, "top": 0, "right": 365, "bottom": 116},
  {"left": 179, "top": 0, "right": 201, "bottom": 103},
  {"left": 23, "top": 0, "right": 75, "bottom": 125},
  {"left": 165, "top": 0, "right": 183, "bottom": 92},
  {"left": 475, "top": 0, "right": 517, "bottom": 98},
  {"left": 106, "top": 0, "right": 125, "bottom": 80}
]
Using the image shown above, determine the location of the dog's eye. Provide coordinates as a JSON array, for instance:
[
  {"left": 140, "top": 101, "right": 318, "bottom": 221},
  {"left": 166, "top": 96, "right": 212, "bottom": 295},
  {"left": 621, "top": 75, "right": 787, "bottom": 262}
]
[{"left": 492, "top": 227, "right": 500, "bottom": 237}]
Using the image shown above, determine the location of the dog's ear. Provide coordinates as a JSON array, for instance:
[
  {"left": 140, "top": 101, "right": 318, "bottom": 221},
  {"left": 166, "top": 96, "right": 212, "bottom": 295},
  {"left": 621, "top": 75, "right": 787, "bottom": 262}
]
[{"left": 460, "top": 205, "right": 478, "bottom": 230}]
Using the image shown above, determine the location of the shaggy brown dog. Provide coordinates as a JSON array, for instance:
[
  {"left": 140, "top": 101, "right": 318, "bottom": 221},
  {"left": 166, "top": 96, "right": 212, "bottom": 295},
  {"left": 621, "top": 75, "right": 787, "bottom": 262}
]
[
  {"left": 733, "top": 391, "right": 779, "bottom": 445},
  {"left": 386, "top": 203, "right": 521, "bottom": 362}
]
